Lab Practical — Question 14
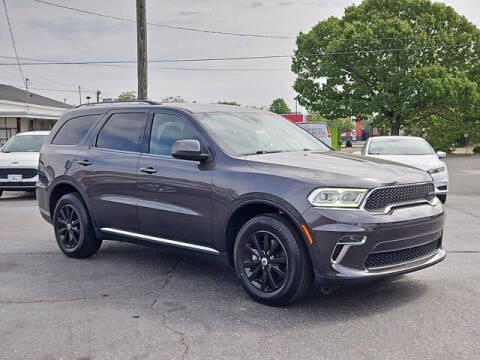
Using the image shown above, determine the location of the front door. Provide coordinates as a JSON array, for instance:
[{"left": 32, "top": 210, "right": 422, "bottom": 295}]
[{"left": 137, "top": 110, "right": 213, "bottom": 247}]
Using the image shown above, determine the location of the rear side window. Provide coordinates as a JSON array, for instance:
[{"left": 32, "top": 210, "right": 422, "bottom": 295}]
[
  {"left": 52, "top": 115, "right": 99, "bottom": 145},
  {"left": 96, "top": 112, "right": 147, "bottom": 152}
]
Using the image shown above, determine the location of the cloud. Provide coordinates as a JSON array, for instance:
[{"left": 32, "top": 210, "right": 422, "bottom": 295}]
[
  {"left": 278, "top": 1, "right": 294, "bottom": 6},
  {"left": 249, "top": 2, "right": 263, "bottom": 8}
]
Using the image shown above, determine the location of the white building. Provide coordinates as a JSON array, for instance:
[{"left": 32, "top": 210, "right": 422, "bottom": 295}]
[{"left": 0, "top": 84, "right": 73, "bottom": 145}]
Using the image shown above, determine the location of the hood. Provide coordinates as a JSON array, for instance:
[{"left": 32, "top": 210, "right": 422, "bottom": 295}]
[
  {"left": 0, "top": 151, "right": 40, "bottom": 167},
  {"left": 366, "top": 154, "right": 443, "bottom": 171},
  {"left": 246, "top": 151, "right": 432, "bottom": 189}
]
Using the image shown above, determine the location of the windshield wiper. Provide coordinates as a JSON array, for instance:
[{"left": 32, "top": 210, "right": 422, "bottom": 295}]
[
  {"left": 243, "top": 150, "right": 284, "bottom": 155},
  {"left": 255, "top": 150, "right": 283, "bottom": 154}
]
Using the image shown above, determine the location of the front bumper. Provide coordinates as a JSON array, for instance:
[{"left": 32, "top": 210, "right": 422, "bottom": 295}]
[
  {"left": 302, "top": 201, "right": 446, "bottom": 285},
  {"left": 0, "top": 177, "right": 38, "bottom": 191}
]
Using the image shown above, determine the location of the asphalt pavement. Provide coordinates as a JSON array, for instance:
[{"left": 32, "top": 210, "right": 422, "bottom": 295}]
[{"left": 0, "top": 156, "right": 479, "bottom": 360}]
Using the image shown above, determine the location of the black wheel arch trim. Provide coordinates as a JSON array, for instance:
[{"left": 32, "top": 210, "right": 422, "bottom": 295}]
[
  {"left": 47, "top": 177, "right": 96, "bottom": 227},
  {"left": 224, "top": 196, "right": 318, "bottom": 269}
]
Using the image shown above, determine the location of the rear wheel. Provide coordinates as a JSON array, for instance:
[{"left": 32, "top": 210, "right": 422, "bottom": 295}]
[
  {"left": 234, "top": 214, "right": 313, "bottom": 306},
  {"left": 438, "top": 194, "right": 447, "bottom": 204},
  {"left": 53, "top": 193, "right": 102, "bottom": 258}
]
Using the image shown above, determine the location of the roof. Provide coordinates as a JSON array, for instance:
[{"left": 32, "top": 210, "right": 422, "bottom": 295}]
[
  {"left": 72, "top": 102, "right": 265, "bottom": 114},
  {"left": 16, "top": 131, "right": 50, "bottom": 136},
  {"left": 370, "top": 136, "right": 422, "bottom": 140},
  {"left": 0, "top": 84, "right": 73, "bottom": 109}
]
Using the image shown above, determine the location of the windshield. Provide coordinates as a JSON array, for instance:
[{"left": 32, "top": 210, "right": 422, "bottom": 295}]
[
  {"left": 1, "top": 135, "right": 47, "bottom": 153},
  {"left": 195, "top": 112, "right": 330, "bottom": 155},
  {"left": 368, "top": 137, "right": 434, "bottom": 155}
]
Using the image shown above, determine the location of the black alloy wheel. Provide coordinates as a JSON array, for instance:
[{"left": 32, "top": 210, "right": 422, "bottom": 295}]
[
  {"left": 234, "top": 213, "right": 313, "bottom": 306},
  {"left": 242, "top": 231, "right": 288, "bottom": 292},
  {"left": 53, "top": 193, "right": 102, "bottom": 258},
  {"left": 55, "top": 204, "right": 82, "bottom": 250}
]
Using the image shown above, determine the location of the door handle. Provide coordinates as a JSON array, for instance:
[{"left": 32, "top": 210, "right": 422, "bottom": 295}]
[
  {"left": 78, "top": 159, "right": 92, "bottom": 166},
  {"left": 140, "top": 167, "right": 157, "bottom": 174}
]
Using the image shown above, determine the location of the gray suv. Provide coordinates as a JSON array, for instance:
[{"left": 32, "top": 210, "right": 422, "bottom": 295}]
[{"left": 37, "top": 102, "right": 445, "bottom": 306}]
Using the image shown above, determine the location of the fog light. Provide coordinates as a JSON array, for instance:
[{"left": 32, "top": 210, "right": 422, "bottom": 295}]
[{"left": 337, "top": 235, "right": 366, "bottom": 245}]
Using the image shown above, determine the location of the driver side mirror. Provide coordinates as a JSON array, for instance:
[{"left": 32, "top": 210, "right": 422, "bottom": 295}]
[
  {"left": 436, "top": 151, "right": 446, "bottom": 158},
  {"left": 172, "top": 139, "right": 210, "bottom": 162}
]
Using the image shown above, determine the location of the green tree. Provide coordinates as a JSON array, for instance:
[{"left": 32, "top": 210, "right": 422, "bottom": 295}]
[
  {"left": 117, "top": 91, "right": 137, "bottom": 101},
  {"left": 269, "top": 98, "right": 291, "bottom": 114},
  {"left": 292, "top": 0, "right": 480, "bottom": 135}
]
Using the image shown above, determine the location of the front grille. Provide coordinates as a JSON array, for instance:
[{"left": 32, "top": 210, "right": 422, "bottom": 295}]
[
  {"left": 0, "top": 168, "right": 38, "bottom": 179},
  {"left": 365, "top": 239, "right": 440, "bottom": 268},
  {"left": 0, "top": 181, "right": 36, "bottom": 187},
  {"left": 364, "top": 183, "right": 435, "bottom": 212}
]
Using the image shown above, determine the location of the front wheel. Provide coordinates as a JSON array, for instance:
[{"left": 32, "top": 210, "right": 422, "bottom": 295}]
[
  {"left": 53, "top": 193, "right": 102, "bottom": 258},
  {"left": 234, "top": 214, "right": 313, "bottom": 306}
]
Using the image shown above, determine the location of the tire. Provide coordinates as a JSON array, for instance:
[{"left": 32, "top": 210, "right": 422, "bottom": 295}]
[
  {"left": 234, "top": 213, "right": 313, "bottom": 306},
  {"left": 438, "top": 194, "right": 447, "bottom": 204},
  {"left": 53, "top": 193, "right": 102, "bottom": 258}
]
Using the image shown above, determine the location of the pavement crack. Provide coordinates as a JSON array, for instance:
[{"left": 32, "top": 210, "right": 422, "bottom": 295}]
[{"left": 150, "top": 256, "right": 183, "bottom": 308}]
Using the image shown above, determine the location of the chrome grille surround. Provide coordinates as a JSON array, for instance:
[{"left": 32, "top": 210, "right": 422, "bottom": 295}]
[{"left": 362, "top": 182, "right": 436, "bottom": 214}]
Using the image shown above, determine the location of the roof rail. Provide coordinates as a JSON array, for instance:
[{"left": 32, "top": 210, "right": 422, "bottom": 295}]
[{"left": 75, "top": 100, "right": 159, "bottom": 108}]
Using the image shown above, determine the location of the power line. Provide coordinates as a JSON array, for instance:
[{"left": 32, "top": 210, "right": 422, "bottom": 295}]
[
  {"left": 32, "top": 0, "right": 295, "bottom": 39},
  {"left": 31, "top": 1, "right": 471, "bottom": 43},
  {"left": 2, "top": 0, "right": 25, "bottom": 86},
  {"left": 0, "top": 42, "right": 475, "bottom": 66}
]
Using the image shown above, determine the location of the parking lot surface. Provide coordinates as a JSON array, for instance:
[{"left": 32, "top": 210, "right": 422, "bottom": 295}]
[{"left": 1, "top": 156, "right": 479, "bottom": 360}]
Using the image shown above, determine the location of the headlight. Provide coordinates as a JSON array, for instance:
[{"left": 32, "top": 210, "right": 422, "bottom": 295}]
[
  {"left": 308, "top": 188, "right": 368, "bottom": 208},
  {"left": 428, "top": 166, "right": 445, "bottom": 174}
]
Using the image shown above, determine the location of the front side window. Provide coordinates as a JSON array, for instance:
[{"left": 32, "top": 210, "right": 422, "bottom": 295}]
[
  {"left": 196, "top": 112, "right": 329, "bottom": 156},
  {"left": 52, "top": 114, "right": 99, "bottom": 145},
  {"left": 368, "top": 138, "right": 434, "bottom": 155},
  {"left": 149, "top": 113, "right": 203, "bottom": 156},
  {"left": 1, "top": 134, "right": 47, "bottom": 152},
  {"left": 96, "top": 113, "right": 147, "bottom": 152}
]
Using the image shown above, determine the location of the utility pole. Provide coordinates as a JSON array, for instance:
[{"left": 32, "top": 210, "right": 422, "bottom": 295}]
[
  {"left": 25, "top": 78, "right": 31, "bottom": 110},
  {"left": 136, "top": 0, "right": 148, "bottom": 100},
  {"left": 78, "top": 86, "right": 82, "bottom": 104},
  {"left": 96, "top": 90, "right": 101, "bottom": 103}
]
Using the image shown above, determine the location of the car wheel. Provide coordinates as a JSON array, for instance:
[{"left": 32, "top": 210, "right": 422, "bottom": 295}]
[
  {"left": 438, "top": 194, "right": 447, "bottom": 204},
  {"left": 234, "top": 213, "right": 313, "bottom": 306},
  {"left": 53, "top": 193, "right": 102, "bottom": 258}
]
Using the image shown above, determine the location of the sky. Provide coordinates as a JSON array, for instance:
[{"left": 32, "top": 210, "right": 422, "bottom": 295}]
[{"left": 1, "top": 0, "right": 479, "bottom": 110}]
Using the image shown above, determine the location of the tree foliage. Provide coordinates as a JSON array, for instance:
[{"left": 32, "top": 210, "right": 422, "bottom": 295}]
[
  {"left": 117, "top": 91, "right": 137, "bottom": 101},
  {"left": 269, "top": 98, "right": 291, "bottom": 114},
  {"left": 292, "top": 0, "right": 480, "bottom": 135}
]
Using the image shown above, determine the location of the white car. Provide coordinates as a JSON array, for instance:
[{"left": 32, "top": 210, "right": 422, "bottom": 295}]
[
  {"left": 0, "top": 131, "right": 49, "bottom": 198},
  {"left": 356, "top": 136, "right": 449, "bottom": 203}
]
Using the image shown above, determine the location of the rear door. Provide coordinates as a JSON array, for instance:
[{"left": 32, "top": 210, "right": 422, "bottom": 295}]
[
  {"left": 136, "top": 110, "right": 213, "bottom": 247},
  {"left": 74, "top": 110, "right": 149, "bottom": 232}
]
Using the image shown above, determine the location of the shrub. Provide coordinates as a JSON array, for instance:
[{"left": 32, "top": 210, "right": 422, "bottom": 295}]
[
  {"left": 473, "top": 145, "right": 480, "bottom": 153},
  {"left": 346, "top": 140, "right": 352, "bottom": 147}
]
